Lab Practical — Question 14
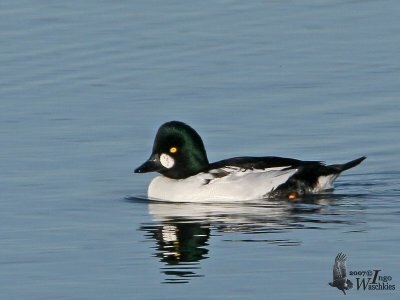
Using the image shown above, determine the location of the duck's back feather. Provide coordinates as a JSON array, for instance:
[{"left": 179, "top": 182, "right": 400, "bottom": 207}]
[{"left": 206, "top": 156, "right": 317, "bottom": 171}]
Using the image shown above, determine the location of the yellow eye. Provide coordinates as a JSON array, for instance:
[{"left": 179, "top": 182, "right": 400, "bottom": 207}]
[{"left": 169, "top": 147, "right": 178, "bottom": 153}]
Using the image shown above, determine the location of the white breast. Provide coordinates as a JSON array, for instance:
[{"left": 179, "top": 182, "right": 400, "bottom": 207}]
[{"left": 147, "top": 167, "right": 298, "bottom": 202}]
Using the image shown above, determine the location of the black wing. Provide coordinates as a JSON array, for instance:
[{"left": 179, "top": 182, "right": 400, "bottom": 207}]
[
  {"left": 206, "top": 156, "right": 323, "bottom": 188},
  {"left": 339, "top": 253, "right": 348, "bottom": 278},
  {"left": 207, "top": 156, "right": 319, "bottom": 171},
  {"left": 206, "top": 156, "right": 365, "bottom": 191},
  {"left": 333, "top": 252, "right": 347, "bottom": 280}
]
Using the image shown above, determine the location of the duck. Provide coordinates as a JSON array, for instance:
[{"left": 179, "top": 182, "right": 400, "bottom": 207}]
[{"left": 134, "top": 121, "right": 366, "bottom": 202}]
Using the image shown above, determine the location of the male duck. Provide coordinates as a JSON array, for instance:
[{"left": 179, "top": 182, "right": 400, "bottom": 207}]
[{"left": 135, "top": 121, "right": 366, "bottom": 202}]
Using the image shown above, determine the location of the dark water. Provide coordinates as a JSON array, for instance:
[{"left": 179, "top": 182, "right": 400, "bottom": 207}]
[{"left": 1, "top": 1, "right": 399, "bottom": 299}]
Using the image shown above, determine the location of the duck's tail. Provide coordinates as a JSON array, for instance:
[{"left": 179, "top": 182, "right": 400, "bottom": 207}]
[
  {"left": 311, "top": 156, "right": 366, "bottom": 192},
  {"left": 328, "top": 156, "right": 367, "bottom": 173},
  {"left": 269, "top": 156, "right": 366, "bottom": 198}
]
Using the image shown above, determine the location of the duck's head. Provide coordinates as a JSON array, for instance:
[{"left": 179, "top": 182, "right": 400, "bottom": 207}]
[{"left": 134, "top": 121, "right": 209, "bottom": 179}]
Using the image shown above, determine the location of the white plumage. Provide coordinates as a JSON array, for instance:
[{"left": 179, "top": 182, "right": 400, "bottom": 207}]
[{"left": 148, "top": 166, "right": 298, "bottom": 202}]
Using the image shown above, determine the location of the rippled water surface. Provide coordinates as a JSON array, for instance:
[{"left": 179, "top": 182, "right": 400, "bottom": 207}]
[{"left": 1, "top": 1, "right": 399, "bottom": 299}]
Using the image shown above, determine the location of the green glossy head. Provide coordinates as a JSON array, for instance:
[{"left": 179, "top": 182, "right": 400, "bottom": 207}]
[{"left": 135, "top": 121, "right": 209, "bottom": 179}]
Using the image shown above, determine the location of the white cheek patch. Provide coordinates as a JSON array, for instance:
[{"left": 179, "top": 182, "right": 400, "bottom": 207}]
[{"left": 160, "top": 153, "right": 175, "bottom": 169}]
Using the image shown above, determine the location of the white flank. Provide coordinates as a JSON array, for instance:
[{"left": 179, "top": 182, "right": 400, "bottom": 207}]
[
  {"left": 148, "top": 166, "right": 298, "bottom": 202},
  {"left": 312, "top": 174, "right": 338, "bottom": 192}
]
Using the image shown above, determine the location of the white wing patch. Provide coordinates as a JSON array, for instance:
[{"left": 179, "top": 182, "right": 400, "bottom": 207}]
[
  {"left": 221, "top": 165, "right": 291, "bottom": 174},
  {"left": 204, "top": 166, "right": 293, "bottom": 184}
]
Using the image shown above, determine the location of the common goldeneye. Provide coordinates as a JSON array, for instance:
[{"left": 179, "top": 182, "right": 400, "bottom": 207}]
[{"left": 134, "top": 121, "right": 366, "bottom": 202}]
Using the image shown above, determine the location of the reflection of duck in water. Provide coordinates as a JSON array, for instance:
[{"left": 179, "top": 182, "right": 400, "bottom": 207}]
[
  {"left": 141, "top": 221, "right": 210, "bottom": 283},
  {"left": 142, "top": 222, "right": 210, "bottom": 264},
  {"left": 147, "top": 200, "right": 293, "bottom": 230},
  {"left": 140, "top": 196, "right": 361, "bottom": 283},
  {"left": 135, "top": 121, "right": 366, "bottom": 202},
  {"left": 141, "top": 199, "right": 295, "bottom": 283}
]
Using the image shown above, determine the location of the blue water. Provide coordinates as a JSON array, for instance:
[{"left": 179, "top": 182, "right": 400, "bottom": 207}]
[{"left": 1, "top": 1, "right": 399, "bottom": 299}]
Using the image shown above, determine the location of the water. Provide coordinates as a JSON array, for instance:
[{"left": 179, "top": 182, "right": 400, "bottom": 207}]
[{"left": 1, "top": 0, "right": 399, "bottom": 299}]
